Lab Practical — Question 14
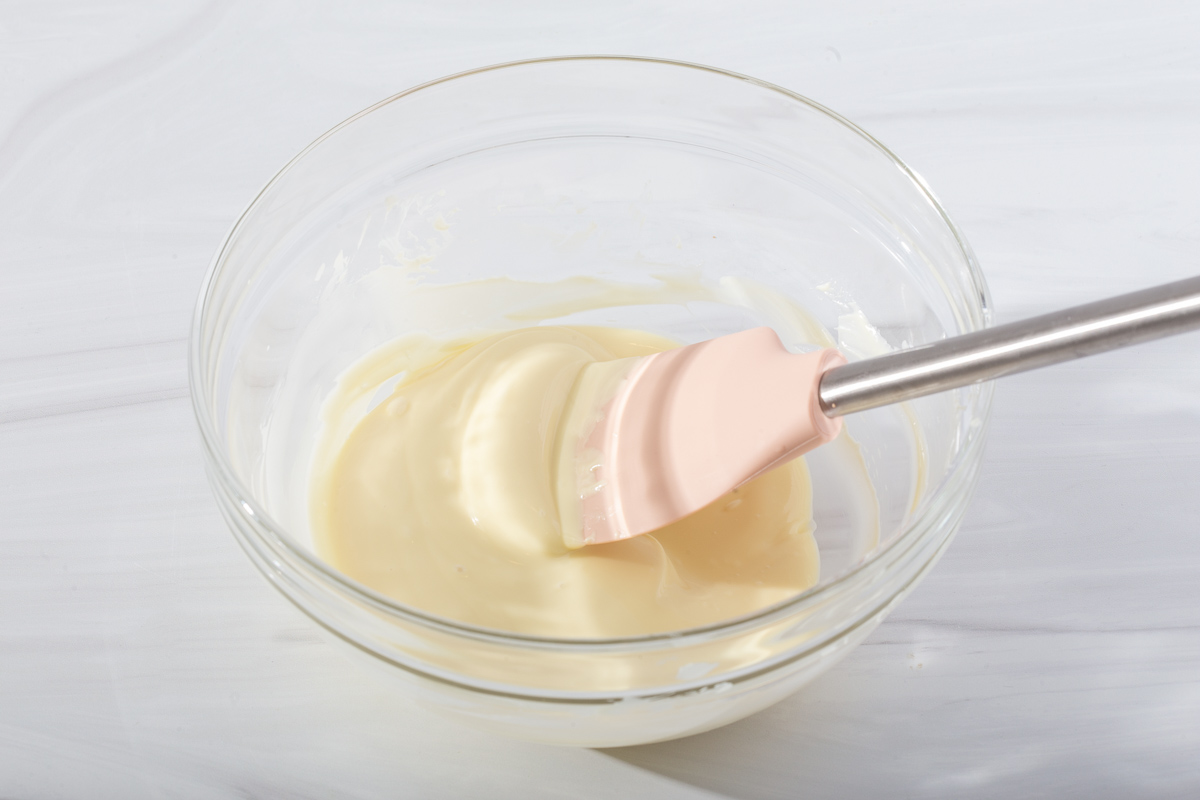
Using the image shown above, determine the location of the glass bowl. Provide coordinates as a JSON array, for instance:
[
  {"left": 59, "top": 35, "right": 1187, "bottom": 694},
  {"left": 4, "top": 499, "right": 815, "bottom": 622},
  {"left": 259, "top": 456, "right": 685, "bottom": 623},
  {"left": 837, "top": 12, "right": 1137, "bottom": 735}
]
[{"left": 190, "top": 56, "right": 992, "bottom": 747}]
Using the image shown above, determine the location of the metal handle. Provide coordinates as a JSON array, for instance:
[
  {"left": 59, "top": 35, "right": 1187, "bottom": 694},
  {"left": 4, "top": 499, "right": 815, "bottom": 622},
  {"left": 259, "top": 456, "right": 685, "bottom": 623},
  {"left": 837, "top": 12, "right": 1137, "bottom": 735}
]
[{"left": 819, "top": 275, "right": 1200, "bottom": 417}]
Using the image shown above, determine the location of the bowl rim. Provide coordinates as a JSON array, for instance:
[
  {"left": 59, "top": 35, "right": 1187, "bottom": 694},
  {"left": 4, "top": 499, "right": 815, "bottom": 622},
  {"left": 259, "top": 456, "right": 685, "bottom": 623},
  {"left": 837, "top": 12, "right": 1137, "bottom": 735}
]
[{"left": 189, "top": 54, "right": 994, "bottom": 649}]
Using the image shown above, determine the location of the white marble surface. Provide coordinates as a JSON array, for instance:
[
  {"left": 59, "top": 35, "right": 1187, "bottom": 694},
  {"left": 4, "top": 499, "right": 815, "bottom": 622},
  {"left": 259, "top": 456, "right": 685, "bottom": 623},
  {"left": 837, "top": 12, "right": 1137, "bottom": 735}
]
[{"left": 2, "top": 2, "right": 1199, "bottom": 797}]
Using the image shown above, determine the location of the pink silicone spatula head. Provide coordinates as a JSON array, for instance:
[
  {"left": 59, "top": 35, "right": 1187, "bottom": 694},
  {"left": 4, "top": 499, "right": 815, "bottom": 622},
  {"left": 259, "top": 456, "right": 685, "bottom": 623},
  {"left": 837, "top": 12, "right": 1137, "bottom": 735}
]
[{"left": 557, "top": 327, "right": 846, "bottom": 548}]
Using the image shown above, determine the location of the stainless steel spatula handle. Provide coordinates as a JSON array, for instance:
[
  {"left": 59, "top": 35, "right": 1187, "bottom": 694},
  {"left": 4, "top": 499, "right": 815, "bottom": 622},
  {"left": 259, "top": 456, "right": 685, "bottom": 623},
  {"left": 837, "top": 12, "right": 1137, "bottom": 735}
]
[{"left": 819, "top": 274, "right": 1200, "bottom": 417}]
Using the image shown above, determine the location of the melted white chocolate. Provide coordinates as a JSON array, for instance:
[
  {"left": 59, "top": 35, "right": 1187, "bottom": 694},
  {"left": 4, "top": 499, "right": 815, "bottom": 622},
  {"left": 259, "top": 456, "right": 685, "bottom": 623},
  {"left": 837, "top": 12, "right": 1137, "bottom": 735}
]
[{"left": 309, "top": 325, "right": 819, "bottom": 638}]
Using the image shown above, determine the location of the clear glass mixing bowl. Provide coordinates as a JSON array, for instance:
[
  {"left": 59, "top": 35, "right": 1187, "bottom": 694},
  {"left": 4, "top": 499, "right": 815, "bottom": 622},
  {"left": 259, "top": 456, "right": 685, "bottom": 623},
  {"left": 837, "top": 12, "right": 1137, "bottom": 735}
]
[{"left": 190, "top": 56, "right": 992, "bottom": 746}]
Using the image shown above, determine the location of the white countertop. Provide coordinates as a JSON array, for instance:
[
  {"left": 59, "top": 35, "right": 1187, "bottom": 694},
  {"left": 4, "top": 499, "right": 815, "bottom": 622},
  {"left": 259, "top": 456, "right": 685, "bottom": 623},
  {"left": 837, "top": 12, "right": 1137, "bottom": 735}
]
[{"left": 3, "top": 2, "right": 1198, "bottom": 797}]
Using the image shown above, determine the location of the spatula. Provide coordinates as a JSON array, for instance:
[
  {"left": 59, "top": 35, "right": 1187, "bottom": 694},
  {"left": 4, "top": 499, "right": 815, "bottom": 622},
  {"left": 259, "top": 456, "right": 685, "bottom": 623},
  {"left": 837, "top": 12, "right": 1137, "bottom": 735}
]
[{"left": 558, "top": 275, "right": 1200, "bottom": 548}]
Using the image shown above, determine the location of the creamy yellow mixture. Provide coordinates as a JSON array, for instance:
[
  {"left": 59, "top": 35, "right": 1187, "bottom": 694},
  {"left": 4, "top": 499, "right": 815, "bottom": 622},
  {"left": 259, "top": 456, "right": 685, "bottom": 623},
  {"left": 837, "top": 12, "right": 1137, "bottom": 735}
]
[{"left": 310, "top": 325, "right": 820, "bottom": 638}]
